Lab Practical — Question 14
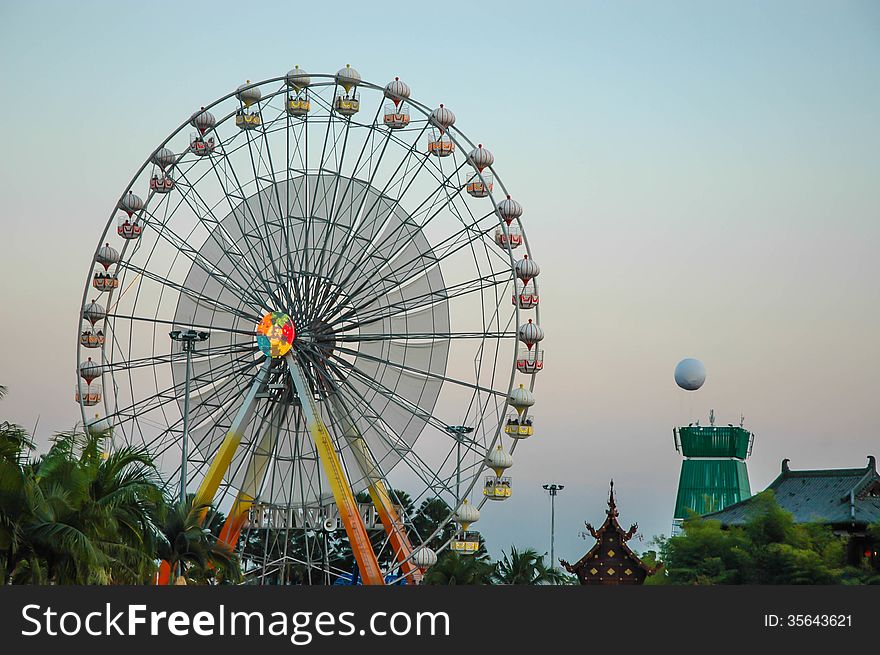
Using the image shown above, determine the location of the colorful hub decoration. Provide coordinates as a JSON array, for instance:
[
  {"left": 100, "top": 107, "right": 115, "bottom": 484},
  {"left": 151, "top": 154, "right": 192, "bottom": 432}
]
[{"left": 256, "top": 312, "right": 295, "bottom": 358}]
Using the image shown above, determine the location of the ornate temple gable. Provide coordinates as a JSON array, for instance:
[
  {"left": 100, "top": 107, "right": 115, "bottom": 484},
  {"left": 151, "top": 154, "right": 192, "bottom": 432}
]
[{"left": 560, "top": 481, "right": 656, "bottom": 586}]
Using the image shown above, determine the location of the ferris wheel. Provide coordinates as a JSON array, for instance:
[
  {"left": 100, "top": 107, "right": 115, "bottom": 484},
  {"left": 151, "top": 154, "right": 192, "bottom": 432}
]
[{"left": 76, "top": 65, "right": 544, "bottom": 585}]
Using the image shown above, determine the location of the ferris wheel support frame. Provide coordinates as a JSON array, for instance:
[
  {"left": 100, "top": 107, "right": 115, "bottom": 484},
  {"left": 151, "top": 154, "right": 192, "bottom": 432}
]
[
  {"left": 328, "top": 394, "right": 420, "bottom": 584},
  {"left": 217, "top": 402, "right": 287, "bottom": 548},
  {"left": 285, "top": 353, "right": 385, "bottom": 585},
  {"left": 192, "top": 360, "right": 271, "bottom": 511}
]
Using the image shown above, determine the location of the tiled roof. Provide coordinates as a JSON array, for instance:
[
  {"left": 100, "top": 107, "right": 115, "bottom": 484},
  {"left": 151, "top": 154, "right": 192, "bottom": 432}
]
[{"left": 704, "top": 456, "right": 880, "bottom": 527}]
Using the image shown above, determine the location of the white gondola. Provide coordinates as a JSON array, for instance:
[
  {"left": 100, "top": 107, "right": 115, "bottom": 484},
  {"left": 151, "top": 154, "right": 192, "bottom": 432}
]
[
  {"left": 513, "top": 281, "right": 539, "bottom": 309},
  {"left": 79, "top": 328, "right": 105, "bottom": 348},
  {"left": 427, "top": 130, "right": 454, "bottom": 157},
  {"left": 117, "top": 216, "right": 143, "bottom": 240},
  {"left": 95, "top": 243, "right": 119, "bottom": 270},
  {"left": 151, "top": 147, "right": 176, "bottom": 171},
  {"left": 82, "top": 299, "right": 106, "bottom": 325},
  {"left": 467, "top": 144, "right": 494, "bottom": 172},
  {"left": 119, "top": 191, "right": 144, "bottom": 218},
  {"left": 497, "top": 195, "right": 523, "bottom": 225},
  {"left": 236, "top": 80, "right": 262, "bottom": 107},
  {"left": 287, "top": 92, "right": 310, "bottom": 117},
  {"left": 430, "top": 104, "right": 455, "bottom": 134},
  {"left": 190, "top": 107, "right": 216, "bottom": 134},
  {"left": 75, "top": 382, "right": 102, "bottom": 406},
  {"left": 483, "top": 476, "right": 512, "bottom": 500},
  {"left": 383, "top": 102, "right": 410, "bottom": 129},
  {"left": 92, "top": 270, "right": 119, "bottom": 292},
  {"left": 518, "top": 319, "right": 544, "bottom": 350},
  {"left": 286, "top": 65, "right": 311, "bottom": 92},
  {"left": 150, "top": 172, "right": 174, "bottom": 193},
  {"left": 466, "top": 171, "right": 493, "bottom": 197},
  {"left": 515, "top": 255, "right": 540, "bottom": 286},
  {"left": 504, "top": 411, "right": 534, "bottom": 438},
  {"left": 190, "top": 132, "right": 216, "bottom": 157},
  {"left": 486, "top": 444, "right": 513, "bottom": 476},
  {"left": 384, "top": 77, "right": 411, "bottom": 105},
  {"left": 516, "top": 348, "right": 544, "bottom": 374},
  {"left": 236, "top": 81, "right": 263, "bottom": 130},
  {"left": 495, "top": 225, "right": 523, "bottom": 250},
  {"left": 411, "top": 546, "right": 437, "bottom": 570},
  {"left": 79, "top": 357, "right": 103, "bottom": 383},
  {"left": 451, "top": 502, "right": 481, "bottom": 553}
]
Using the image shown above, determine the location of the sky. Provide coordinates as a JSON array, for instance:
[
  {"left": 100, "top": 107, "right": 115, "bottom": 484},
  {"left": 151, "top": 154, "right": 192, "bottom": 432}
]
[{"left": 0, "top": 0, "right": 878, "bottom": 562}]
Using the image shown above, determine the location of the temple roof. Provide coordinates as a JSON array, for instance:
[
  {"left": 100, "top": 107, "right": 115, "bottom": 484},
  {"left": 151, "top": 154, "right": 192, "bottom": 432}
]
[
  {"left": 704, "top": 456, "right": 880, "bottom": 527},
  {"left": 561, "top": 481, "right": 655, "bottom": 579}
]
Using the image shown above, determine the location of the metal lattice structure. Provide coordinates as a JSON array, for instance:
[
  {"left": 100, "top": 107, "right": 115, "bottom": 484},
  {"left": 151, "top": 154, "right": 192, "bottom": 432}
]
[{"left": 76, "top": 66, "right": 544, "bottom": 584}]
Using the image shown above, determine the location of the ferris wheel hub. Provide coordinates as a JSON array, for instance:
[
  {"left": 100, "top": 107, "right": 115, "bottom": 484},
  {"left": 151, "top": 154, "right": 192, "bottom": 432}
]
[{"left": 256, "top": 311, "right": 295, "bottom": 358}]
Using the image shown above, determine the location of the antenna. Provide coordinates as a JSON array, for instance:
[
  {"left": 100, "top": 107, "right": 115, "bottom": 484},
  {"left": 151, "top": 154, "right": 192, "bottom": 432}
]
[
  {"left": 709, "top": 409, "right": 715, "bottom": 427},
  {"left": 740, "top": 414, "right": 745, "bottom": 428}
]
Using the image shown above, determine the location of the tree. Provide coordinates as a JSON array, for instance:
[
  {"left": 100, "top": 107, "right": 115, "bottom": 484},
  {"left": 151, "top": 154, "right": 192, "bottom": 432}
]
[
  {"left": 492, "top": 546, "right": 569, "bottom": 585},
  {"left": 156, "top": 496, "right": 240, "bottom": 585},
  {"left": 655, "top": 491, "right": 860, "bottom": 585},
  {"left": 422, "top": 550, "right": 494, "bottom": 585}
]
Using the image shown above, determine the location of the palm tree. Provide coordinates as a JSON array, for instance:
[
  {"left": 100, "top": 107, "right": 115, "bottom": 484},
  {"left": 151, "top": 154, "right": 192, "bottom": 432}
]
[
  {"left": 423, "top": 550, "right": 495, "bottom": 585},
  {"left": 492, "top": 546, "right": 569, "bottom": 585},
  {"left": 156, "top": 496, "right": 240, "bottom": 585},
  {"left": 19, "top": 429, "right": 165, "bottom": 584}
]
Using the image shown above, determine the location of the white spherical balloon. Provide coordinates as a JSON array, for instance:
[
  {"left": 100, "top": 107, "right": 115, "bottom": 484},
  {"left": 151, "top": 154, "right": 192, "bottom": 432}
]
[{"left": 674, "top": 358, "right": 706, "bottom": 391}]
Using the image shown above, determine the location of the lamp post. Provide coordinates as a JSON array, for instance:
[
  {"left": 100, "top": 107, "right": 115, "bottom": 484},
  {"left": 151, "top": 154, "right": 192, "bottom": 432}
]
[
  {"left": 445, "top": 425, "right": 474, "bottom": 504},
  {"left": 542, "top": 483, "right": 564, "bottom": 570},
  {"left": 170, "top": 329, "right": 209, "bottom": 506}
]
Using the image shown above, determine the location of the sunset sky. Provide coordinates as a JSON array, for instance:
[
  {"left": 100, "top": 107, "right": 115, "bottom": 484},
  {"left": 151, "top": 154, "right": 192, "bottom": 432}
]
[{"left": 1, "top": 0, "right": 878, "bottom": 559}]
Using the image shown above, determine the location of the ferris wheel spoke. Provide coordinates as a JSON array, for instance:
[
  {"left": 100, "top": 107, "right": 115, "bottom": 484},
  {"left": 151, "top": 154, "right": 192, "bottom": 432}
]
[
  {"left": 318, "top": 149, "right": 455, "bottom": 307},
  {"left": 307, "top": 101, "right": 386, "bottom": 298},
  {"left": 321, "top": 171, "right": 484, "bottom": 319},
  {"left": 105, "top": 348, "right": 260, "bottom": 434},
  {"left": 328, "top": 343, "right": 509, "bottom": 399},
  {"left": 335, "top": 271, "right": 511, "bottom": 333},
  {"left": 104, "top": 311, "right": 258, "bottom": 337},
  {"left": 170, "top": 167, "right": 284, "bottom": 307},
  {"left": 310, "top": 122, "right": 394, "bottom": 316},
  {"left": 119, "top": 261, "right": 262, "bottom": 325},
  {"left": 105, "top": 342, "right": 256, "bottom": 377},
  {"left": 311, "top": 133, "right": 433, "bottom": 319},
  {"left": 320, "top": 351, "right": 466, "bottom": 437},
  {"left": 137, "top": 205, "right": 273, "bottom": 314},
  {"left": 212, "top": 144, "right": 287, "bottom": 303},
  {"left": 243, "top": 119, "right": 302, "bottom": 316},
  {"left": 329, "top": 222, "right": 503, "bottom": 326}
]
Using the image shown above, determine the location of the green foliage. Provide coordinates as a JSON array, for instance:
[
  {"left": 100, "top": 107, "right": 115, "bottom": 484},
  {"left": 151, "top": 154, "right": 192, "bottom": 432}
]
[
  {"left": 0, "top": 388, "right": 240, "bottom": 585},
  {"left": 422, "top": 549, "right": 494, "bottom": 585},
  {"left": 492, "top": 546, "right": 569, "bottom": 585},
  {"left": 652, "top": 490, "right": 877, "bottom": 585}
]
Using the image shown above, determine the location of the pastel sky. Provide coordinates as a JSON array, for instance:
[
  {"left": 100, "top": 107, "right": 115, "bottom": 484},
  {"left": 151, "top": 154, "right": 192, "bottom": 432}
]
[{"left": 1, "top": 0, "right": 878, "bottom": 561}]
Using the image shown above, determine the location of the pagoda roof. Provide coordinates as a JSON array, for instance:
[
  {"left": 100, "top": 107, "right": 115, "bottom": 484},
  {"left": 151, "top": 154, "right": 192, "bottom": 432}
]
[
  {"left": 704, "top": 456, "right": 880, "bottom": 527},
  {"left": 561, "top": 481, "right": 656, "bottom": 579}
]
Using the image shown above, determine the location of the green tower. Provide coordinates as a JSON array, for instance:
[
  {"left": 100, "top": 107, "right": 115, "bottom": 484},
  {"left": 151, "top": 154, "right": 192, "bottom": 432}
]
[{"left": 672, "top": 411, "right": 753, "bottom": 533}]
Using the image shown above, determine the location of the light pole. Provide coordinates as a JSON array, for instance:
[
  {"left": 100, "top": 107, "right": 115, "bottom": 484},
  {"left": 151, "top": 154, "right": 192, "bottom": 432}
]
[
  {"left": 170, "top": 329, "right": 209, "bottom": 506},
  {"left": 542, "top": 483, "right": 564, "bottom": 570},
  {"left": 445, "top": 425, "right": 474, "bottom": 505}
]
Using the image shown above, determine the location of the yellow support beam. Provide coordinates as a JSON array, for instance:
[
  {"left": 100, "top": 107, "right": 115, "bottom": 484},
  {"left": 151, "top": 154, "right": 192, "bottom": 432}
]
[
  {"left": 329, "top": 395, "right": 420, "bottom": 584},
  {"left": 193, "top": 361, "right": 270, "bottom": 510},
  {"left": 287, "top": 355, "right": 385, "bottom": 585}
]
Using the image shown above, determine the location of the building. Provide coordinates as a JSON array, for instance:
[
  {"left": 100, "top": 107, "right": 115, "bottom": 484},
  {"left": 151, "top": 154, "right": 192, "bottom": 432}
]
[
  {"left": 672, "top": 412, "right": 754, "bottom": 534},
  {"left": 560, "top": 481, "right": 656, "bottom": 585},
  {"left": 704, "top": 456, "right": 880, "bottom": 567}
]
